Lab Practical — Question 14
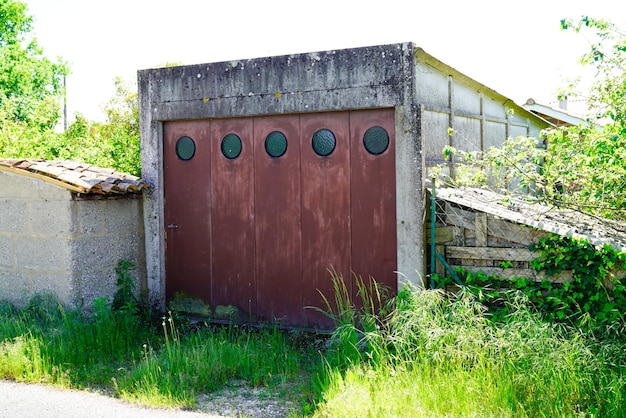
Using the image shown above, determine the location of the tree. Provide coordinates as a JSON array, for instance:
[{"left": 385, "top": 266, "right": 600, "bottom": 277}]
[
  {"left": 560, "top": 16, "right": 626, "bottom": 134},
  {"left": 540, "top": 17, "right": 625, "bottom": 218},
  {"left": 0, "top": 0, "right": 68, "bottom": 130},
  {"left": 437, "top": 16, "right": 626, "bottom": 221},
  {"left": 0, "top": 1, "right": 141, "bottom": 176},
  {"left": 61, "top": 77, "right": 141, "bottom": 176}
]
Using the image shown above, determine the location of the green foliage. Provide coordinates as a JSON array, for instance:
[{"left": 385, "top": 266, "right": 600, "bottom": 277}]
[
  {"left": 454, "top": 234, "right": 626, "bottom": 328},
  {"left": 0, "top": 0, "right": 68, "bottom": 129},
  {"left": 437, "top": 135, "right": 543, "bottom": 193},
  {"left": 168, "top": 291, "right": 212, "bottom": 317},
  {"left": 118, "top": 316, "right": 307, "bottom": 409},
  {"left": 0, "top": 2, "right": 141, "bottom": 176},
  {"left": 0, "top": 76, "right": 141, "bottom": 177},
  {"left": 0, "top": 292, "right": 314, "bottom": 413},
  {"left": 111, "top": 259, "right": 140, "bottom": 314},
  {"left": 542, "top": 17, "right": 626, "bottom": 217},
  {"left": 541, "top": 126, "right": 626, "bottom": 218},
  {"left": 437, "top": 130, "right": 626, "bottom": 220},
  {"left": 78, "top": 77, "right": 140, "bottom": 176},
  {"left": 46, "top": 77, "right": 141, "bottom": 176},
  {"left": 4, "top": 274, "right": 626, "bottom": 415},
  {"left": 0, "top": 300, "right": 17, "bottom": 317},
  {"left": 560, "top": 16, "right": 626, "bottom": 134},
  {"left": 314, "top": 269, "right": 394, "bottom": 369},
  {"left": 531, "top": 235, "right": 626, "bottom": 325},
  {"left": 23, "top": 292, "right": 65, "bottom": 324}
]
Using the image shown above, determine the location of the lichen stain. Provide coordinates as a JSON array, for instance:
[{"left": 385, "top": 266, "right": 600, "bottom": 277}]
[{"left": 274, "top": 92, "right": 282, "bottom": 98}]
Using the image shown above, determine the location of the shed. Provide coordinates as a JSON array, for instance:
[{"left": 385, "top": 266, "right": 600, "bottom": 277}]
[
  {"left": 138, "top": 42, "right": 551, "bottom": 328},
  {"left": 522, "top": 97, "right": 587, "bottom": 128},
  {"left": 0, "top": 159, "right": 147, "bottom": 309},
  {"left": 431, "top": 186, "right": 626, "bottom": 282}
]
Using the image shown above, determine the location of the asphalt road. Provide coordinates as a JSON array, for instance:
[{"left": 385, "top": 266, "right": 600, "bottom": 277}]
[{"left": 0, "top": 380, "right": 223, "bottom": 418}]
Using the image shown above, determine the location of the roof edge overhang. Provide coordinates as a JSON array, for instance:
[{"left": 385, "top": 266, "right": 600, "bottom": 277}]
[{"left": 0, "top": 159, "right": 147, "bottom": 197}]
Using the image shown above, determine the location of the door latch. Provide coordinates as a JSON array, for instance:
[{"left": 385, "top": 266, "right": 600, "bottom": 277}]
[{"left": 167, "top": 224, "right": 179, "bottom": 229}]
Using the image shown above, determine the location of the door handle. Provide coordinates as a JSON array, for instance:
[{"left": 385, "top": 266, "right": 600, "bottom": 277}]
[{"left": 167, "top": 224, "right": 179, "bottom": 229}]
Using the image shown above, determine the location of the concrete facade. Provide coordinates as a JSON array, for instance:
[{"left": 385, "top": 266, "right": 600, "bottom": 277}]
[
  {"left": 0, "top": 170, "right": 146, "bottom": 309},
  {"left": 138, "top": 42, "right": 550, "bottom": 311},
  {"left": 413, "top": 49, "right": 550, "bottom": 172}
]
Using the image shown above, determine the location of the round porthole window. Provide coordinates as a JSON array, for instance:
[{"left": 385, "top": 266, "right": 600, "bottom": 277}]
[
  {"left": 221, "top": 133, "right": 242, "bottom": 159},
  {"left": 175, "top": 136, "right": 196, "bottom": 161},
  {"left": 265, "top": 131, "right": 288, "bottom": 158},
  {"left": 363, "top": 126, "right": 389, "bottom": 155},
  {"left": 312, "top": 128, "right": 336, "bottom": 157}
]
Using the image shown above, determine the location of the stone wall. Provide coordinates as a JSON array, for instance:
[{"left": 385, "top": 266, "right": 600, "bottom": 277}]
[{"left": 0, "top": 169, "right": 145, "bottom": 309}]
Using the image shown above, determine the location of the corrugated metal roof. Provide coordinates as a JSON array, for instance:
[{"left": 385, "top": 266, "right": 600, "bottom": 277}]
[
  {"left": 0, "top": 158, "right": 147, "bottom": 196},
  {"left": 434, "top": 186, "right": 626, "bottom": 252}
]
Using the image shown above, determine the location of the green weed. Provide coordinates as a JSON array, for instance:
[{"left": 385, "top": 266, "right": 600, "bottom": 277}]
[
  {"left": 2, "top": 266, "right": 626, "bottom": 417},
  {"left": 314, "top": 278, "right": 626, "bottom": 417}
]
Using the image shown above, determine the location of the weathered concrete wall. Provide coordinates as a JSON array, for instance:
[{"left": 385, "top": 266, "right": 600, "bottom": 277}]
[
  {"left": 414, "top": 49, "right": 550, "bottom": 172},
  {"left": 0, "top": 171, "right": 72, "bottom": 306},
  {"left": 70, "top": 197, "right": 146, "bottom": 308},
  {"left": 0, "top": 170, "right": 146, "bottom": 309},
  {"left": 140, "top": 43, "right": 424, "bottom": 308}
]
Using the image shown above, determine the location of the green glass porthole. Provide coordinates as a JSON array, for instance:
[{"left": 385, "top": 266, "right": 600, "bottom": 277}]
[
  {"left": 265, "top": 131, "right": 288, "bottom": 158},
  {"left": 175, "top": 136, "right": 196, "bottom": 161},
  {"left": 312, "top": 128, "right": 336, "bottom": 157},
  {"left": 221, "top": 133, "right": 242, "bottom": 159},
  {"left": 363, "top": 126, "right": 389, "bottom": 155}
]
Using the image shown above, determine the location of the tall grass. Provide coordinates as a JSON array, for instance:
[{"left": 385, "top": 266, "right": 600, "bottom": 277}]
[
  {"left": 0, "top": 294, "right": 314, "bottom": 411},
  {"left": 314, "top": 272, "right": 626, "bottom": 417},
  {"left": 116, "top": 313, "right": 308, "bottom": 409},
  {"left": 3, "top": 273, "right": 626, "bottom": 417},
  {"left": 0, "top": 292, "right": 151, "bottom": 386}
]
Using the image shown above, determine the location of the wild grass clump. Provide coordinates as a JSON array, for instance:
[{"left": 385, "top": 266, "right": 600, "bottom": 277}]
[
  {"left": 314, "top": 271, "right": 626, "bottom": 417},
  {"left": 0, "top": 260, "right": 316, "bottom": 412},
  {"left": 0, "top": 290, "right": 150, "bottom": 386},
  {"left": 116, "top": 314, "right": 307, "bottom": 409},
  {"left": 0, "top": 298, "right": 313, "bottom": 410}
]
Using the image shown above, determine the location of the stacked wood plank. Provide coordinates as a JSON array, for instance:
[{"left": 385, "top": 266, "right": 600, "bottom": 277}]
[
  {"left": 429, "top": 187, "right": 626, "bottom": 284},
  {"left": 0, "top": 158, "right": 147, "bottom": 196}
]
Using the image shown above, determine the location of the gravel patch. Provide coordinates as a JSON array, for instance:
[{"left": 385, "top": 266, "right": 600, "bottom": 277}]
[{"left": 197, "top": 380, "right": 299, "bottom": 417}]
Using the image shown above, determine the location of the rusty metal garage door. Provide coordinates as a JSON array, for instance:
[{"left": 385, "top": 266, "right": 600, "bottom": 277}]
[{"left": 163, "top": 108, "right": 396, "bottom": 328}]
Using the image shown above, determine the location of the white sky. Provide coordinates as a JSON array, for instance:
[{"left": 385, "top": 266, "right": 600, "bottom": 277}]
[{"left": 23, "top": 0, "right": 626, "bottom": 122}]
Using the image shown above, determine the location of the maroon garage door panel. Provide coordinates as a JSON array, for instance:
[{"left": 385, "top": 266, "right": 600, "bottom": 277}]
[
  {"left": 163, "top": 120, "right": 212, "bottom": 303},
  {"left": 300, "top": 112, "right": 352, "bottom": 325},
  {"left": 210, "top": 118, "right": 256, "bottom": 315},
  {"left": 350, "top": 108, "right": 397, "bottom": 292},
  {"left": 253, "top": 114, "right": 303, "bottom": 325},
  {"left": 163, "top": 109, "right": 396, "bottom": 328}
]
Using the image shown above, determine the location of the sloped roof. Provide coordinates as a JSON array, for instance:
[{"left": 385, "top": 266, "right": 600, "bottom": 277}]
[
  {"left": 0, "top": 159, "right": 147, "bottom": 196},
  {"left": 434, "top": 186, "right": 626, "bottom": 252},
  {"left": 522, "top": 98, "right": 587, "bottom": 127}
]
